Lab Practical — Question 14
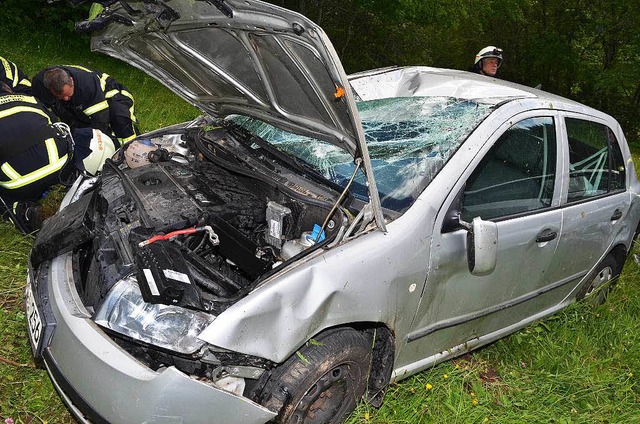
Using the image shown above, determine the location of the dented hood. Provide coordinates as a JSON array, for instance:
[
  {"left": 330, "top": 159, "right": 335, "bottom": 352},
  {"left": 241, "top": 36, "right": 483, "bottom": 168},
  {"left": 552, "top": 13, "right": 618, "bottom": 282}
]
[{"left": 90, "top": 0, "right": 365, "bottom": 157}]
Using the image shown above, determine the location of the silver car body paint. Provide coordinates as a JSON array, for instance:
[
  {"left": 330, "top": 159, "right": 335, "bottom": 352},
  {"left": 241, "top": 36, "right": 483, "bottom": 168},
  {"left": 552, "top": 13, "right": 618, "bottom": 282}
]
[
  {"left": 27, "top": 1, "right": 640, "bottom": 422},
  {"left": 198, "top": 69, "right": 640, "bottom": 376},
  {"left": 35, "top": 65, "right": 640, "bottom": 424},
  {"left": 349, "top": 66, "right": 537, "bottom": 101},
  {"left": 34, "top": 251, "right": 276, "bottom": 424}
]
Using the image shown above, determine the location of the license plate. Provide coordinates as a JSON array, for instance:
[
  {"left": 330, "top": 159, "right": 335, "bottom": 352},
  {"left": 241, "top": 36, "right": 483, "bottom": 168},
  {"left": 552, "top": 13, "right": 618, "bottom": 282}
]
[{"left": 25, "top": 282, "right": 43, "bottom": 352}]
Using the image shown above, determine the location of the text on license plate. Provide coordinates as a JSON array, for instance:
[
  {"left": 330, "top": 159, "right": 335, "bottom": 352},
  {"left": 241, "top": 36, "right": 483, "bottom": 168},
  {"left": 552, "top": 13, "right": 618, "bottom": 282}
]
[{"left": 26, "top": 283, "right": 43, "bottom": 350}]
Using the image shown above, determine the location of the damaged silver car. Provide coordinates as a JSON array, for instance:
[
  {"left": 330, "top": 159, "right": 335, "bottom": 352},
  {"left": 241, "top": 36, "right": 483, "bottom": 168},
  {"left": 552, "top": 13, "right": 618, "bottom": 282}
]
[{"left": 25, "top": 0, "right": 640, "bottom": 423}]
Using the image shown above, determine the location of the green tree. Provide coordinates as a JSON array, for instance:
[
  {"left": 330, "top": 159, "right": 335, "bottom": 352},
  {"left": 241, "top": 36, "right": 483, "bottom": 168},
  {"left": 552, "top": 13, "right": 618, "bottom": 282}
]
[{"left": 268, "top": 0, "right": 640, "bottom": 140}]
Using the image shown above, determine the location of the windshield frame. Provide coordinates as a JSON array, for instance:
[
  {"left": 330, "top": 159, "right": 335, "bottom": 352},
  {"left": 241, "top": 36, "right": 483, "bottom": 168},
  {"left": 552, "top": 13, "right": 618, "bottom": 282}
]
[{"left": 227, "top": 96, "right": 495, "bottom": 214}]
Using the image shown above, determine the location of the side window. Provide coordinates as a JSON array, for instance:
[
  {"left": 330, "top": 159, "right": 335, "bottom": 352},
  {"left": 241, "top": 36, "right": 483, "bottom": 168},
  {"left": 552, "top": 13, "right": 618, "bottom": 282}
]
[
  {"left": 462, "top": 117, "right": 556, "bottom": 221},
  {"left": 566, "top": 118, "right": 626, "bottom": 202}
]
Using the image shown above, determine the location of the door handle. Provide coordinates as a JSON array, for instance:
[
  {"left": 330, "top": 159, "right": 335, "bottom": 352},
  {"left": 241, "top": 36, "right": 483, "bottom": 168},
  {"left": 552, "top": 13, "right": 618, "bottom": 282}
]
[
  {"left": 536, "top": 228, "right": 557, "bottom": 243},
  {"left": 611, "top": 209, "right": 623, "bottom": 221}
]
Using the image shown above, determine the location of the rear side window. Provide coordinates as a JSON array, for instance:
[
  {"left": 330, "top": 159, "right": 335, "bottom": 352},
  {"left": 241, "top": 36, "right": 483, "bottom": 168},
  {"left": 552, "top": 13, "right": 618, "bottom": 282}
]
[
  {"left": 462, "top": 117, "right": 557, "bottom": 221},
  {"left": 566, "top": 118, "right": 626, "bottom": 202}
]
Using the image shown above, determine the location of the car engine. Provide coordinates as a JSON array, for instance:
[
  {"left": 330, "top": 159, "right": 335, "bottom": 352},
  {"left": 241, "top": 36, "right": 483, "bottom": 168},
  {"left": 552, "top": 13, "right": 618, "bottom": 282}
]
[{"left": 31, "top": 122, "right": 347, "bottom": 316}]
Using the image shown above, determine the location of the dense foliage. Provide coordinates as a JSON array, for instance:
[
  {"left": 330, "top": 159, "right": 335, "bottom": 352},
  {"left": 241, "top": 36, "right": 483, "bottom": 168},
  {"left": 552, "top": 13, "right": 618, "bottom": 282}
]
[
  {"left": 4, "top": 0, "right": 639, "bottom": 140},
  {"left": 271, "top": 0, "right": 640, "bottom": 142}
]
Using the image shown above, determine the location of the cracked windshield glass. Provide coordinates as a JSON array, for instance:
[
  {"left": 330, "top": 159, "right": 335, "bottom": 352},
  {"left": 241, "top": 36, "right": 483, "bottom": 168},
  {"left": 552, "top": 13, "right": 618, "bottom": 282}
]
[{"left": 230, "top": 97, "right": 492, "bottom": 213}]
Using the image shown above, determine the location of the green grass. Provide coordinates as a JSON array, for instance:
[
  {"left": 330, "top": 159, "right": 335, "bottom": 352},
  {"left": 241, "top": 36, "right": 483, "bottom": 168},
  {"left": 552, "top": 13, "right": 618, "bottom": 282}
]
[
  {"left": 347, "top": 266, "right": 640, "bottom": 423},
  {"left": 2, "top": 5, "right": 199, "bottom": 135},
  {"left": 0, "top": 228, "right": 73, "bottom": 424},
  {"left": 0, "top": 6, "right": 197, "bottom": 422},
  {"left": 1, "top": 4, "right": 639, "bottom": 424}
]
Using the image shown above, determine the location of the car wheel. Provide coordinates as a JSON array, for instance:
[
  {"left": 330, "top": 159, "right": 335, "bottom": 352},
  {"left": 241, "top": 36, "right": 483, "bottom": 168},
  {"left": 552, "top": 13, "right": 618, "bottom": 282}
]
[
  {"left": 260, "top": 328, "right": 372, "bottom": 424},
  {"left": 577, "top": 255, "right": 619, "bottom": 306}
]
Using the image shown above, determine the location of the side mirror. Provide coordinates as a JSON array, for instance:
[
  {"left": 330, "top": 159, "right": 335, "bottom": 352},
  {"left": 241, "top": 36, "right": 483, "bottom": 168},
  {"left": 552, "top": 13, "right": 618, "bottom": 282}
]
[
  {"left": 441, "top": 188, "right": 498, "bottom": 275},
  {"left": 460, "top": 216, "right": 498, "bottom": 276}
]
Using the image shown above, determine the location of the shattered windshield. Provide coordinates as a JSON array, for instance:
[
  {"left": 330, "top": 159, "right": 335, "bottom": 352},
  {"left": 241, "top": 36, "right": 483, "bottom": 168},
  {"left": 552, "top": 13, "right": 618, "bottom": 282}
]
[{"left": 229, "top": 97, "right": 492, "bottom": 213}]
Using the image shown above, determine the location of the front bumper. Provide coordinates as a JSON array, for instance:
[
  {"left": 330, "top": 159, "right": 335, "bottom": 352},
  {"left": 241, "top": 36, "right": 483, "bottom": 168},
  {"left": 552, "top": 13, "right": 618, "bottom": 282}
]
[{"left": 27, "top": 252, "right": 276, "bottom": 424}]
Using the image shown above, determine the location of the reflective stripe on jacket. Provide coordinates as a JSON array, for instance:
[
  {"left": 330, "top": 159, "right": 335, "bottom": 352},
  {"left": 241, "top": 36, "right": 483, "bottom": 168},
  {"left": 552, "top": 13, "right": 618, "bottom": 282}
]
[
  {"left": 32, "top": 65, "right": 137, "bottom": 142},
  {"left": 0, "top": 92, "right": 65, "bottom": 189},
  {"left": 0, "top": 138, "right": 67, "bottom": 189},
  {"left": 0, "top": 56, "right": 32, "bottom": 95}
]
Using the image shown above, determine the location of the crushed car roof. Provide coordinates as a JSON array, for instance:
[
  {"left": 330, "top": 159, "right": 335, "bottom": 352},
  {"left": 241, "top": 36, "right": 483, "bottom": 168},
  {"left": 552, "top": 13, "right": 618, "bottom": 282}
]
[{"left": 349, "top": 66, "right": 586, "bottom": 107}]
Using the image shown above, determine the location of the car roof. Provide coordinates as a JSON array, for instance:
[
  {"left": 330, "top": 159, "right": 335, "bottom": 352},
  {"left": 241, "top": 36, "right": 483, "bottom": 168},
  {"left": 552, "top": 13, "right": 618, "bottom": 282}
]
[{"left": 349, "top": 66, "right": 603, "bottom": 117}]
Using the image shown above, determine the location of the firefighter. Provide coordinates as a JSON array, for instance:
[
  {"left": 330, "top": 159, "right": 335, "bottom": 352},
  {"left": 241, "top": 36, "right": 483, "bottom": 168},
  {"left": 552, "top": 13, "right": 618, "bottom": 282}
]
[
  {"left": 471, "top": 46, "right": 504, "bottom": 77},
  {"left": 1, "top": 56, "right": 32, "bottom": 95},
  {"left": 0, "top": 82, "right": 116, "bottom": 234},
  {"left": 0, "top": 82, "right": 67, "bottom": 233},
  {"left": 32, "top": 65, "right": 137, "bottom": 147}
]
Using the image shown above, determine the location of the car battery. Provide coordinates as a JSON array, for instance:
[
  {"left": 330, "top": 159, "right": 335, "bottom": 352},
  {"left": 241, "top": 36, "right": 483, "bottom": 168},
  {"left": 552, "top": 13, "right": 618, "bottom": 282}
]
[{"left": 132, "top": 238, "right": 202, "bottom": 310}]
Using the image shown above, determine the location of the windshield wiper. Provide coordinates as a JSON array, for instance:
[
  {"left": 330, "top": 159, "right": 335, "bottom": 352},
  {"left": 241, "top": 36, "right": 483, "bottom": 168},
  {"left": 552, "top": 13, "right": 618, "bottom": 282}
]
[{"left": 224, "top": 122, "right": 348, "bottom": 193}]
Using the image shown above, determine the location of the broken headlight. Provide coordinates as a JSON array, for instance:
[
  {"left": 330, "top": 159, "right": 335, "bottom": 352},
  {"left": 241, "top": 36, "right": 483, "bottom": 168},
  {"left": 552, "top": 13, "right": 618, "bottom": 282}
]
[{"left": 94, "top": 275, "right": 215, "bottom": 354}]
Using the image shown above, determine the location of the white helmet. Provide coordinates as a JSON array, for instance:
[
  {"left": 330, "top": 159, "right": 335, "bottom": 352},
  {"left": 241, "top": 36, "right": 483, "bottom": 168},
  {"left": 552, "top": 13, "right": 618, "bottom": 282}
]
[
  {"left": 474, "top": 46, "right": 504, "bottom": 66},
  {"left": 83, "top": 129, "right": 116, "bottom": 175}
]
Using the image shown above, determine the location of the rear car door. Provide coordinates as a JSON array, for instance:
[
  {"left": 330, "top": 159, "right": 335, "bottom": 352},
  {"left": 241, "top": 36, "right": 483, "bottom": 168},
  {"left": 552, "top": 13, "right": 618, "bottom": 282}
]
[{"left": 545, "top": 114, "right": 631, "bottom": 287}]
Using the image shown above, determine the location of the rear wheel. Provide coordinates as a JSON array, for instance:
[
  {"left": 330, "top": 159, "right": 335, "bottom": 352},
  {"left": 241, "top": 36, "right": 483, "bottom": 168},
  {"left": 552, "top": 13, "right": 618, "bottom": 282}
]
[
  {"left": 577, "top": 255, "right": 620, "bottom": 306},
  {"left": 258, "top": 328, "right": 372, "bottom": 424}
]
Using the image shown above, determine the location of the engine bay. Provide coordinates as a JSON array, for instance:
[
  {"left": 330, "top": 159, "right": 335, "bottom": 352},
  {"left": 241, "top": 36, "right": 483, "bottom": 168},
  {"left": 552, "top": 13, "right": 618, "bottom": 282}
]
[{"left": 31, "top": 122, "right": 349, "bottom": 316}]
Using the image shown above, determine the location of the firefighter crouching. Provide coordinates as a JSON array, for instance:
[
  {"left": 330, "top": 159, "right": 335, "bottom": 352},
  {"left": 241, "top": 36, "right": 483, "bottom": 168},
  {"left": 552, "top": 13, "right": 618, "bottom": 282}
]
[
  {"left": 32, "top": 65, "right": 138, "bottom": 147},
  {"left": 0, "top": 82, "right": 115, "bottom": 234}
]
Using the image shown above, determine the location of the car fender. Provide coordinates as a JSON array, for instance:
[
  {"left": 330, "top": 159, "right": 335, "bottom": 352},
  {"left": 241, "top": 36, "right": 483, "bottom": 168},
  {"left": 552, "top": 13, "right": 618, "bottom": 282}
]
[{"left": 197, "top": 208, "right": 435, "bottom": 363}]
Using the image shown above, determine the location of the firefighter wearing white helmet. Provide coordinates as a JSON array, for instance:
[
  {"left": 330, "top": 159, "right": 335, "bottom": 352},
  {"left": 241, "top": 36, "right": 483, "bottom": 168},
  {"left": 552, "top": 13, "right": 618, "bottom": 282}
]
[
  {"left": 72, "top": 127, "right": 116, "bottom": 175},
  {"left": 472, "top": 46, "right": 503, "bottom": 77}
]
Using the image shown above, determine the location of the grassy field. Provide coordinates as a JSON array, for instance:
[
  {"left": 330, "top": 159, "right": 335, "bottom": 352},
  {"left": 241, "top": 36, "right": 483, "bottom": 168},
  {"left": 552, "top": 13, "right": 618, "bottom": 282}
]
[{"left": 1, "top": 4, "right": 639, "bottom": 424}]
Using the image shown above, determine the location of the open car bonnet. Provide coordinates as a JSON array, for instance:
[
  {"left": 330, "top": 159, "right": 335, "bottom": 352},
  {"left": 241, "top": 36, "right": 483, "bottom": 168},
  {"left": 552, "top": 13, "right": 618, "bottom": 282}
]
[
  {"left": 90, "top": 0, "right": 364, "bottom": 156},
  {"left": 89, "top": 0, "right": 385, "bottom": 228}
]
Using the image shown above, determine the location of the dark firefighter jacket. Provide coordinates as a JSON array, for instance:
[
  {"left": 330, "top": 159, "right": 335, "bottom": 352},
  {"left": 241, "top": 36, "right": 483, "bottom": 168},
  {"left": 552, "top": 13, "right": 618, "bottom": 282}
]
[
  {"left": 32, "top": 65, "right": 136, "bottom": 144},
  {"left": 1, "top": 56, "right": 32, "bottom": 95},
  {"left": 0, "top": 92, "right": 67, "bottom": 194}
]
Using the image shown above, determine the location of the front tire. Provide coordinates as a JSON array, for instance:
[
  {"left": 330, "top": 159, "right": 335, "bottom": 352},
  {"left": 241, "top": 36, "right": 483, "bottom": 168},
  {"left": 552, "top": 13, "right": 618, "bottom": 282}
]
[{"left": 258, "top": 328, "right": 372, "bottom": 424}]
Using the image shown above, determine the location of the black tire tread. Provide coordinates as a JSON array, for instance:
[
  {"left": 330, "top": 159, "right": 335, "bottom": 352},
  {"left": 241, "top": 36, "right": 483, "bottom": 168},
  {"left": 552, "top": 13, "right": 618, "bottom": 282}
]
[{"left": 260, "top": 328, "right": 372, "bottom": 423}]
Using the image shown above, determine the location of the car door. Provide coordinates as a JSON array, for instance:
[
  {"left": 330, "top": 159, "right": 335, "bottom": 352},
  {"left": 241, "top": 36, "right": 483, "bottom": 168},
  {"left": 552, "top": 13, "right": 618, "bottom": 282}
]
[
  {"left": 544, "top": 114, "right": 631, "bottom": 287},
  {"left": 403, "top": 113, "right": 568, "bottom": 364}
]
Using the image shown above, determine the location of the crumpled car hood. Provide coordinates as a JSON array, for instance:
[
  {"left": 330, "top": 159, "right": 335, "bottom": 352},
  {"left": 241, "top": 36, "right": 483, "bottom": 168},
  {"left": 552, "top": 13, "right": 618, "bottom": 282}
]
[
  {"left": 89, "top": 0, "right": 386, "bottom": 229},
  {"left": 89, "top": 0, "right": 363, "bottom": 157}
]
